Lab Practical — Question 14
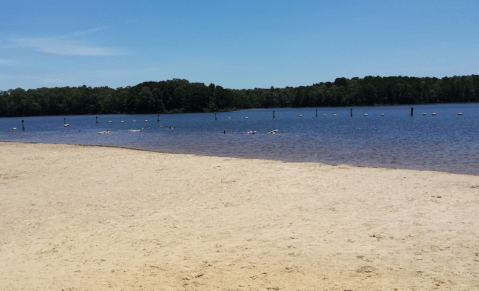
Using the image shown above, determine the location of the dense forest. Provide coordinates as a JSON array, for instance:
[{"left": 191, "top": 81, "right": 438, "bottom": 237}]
[{"left": 1, "top": 75, "right": 478, "bottom": 117}]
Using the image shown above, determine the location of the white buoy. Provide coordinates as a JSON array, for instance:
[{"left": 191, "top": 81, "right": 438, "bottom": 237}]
[
  {"left": 381, "top": 113, "right": 385, "bottom": 116},
  {"left": 121, "top": 121, "right": 124, "bottom": 123},
  {"left": 458, "top": 113, "right": 463, "bottom": 115},
  {"left": 145, "top": 120, "right": 148, "bottom": 122},
  {"left": 133, "top": 120, "right": 137, "bottom": 122},
  {"left": 432, "top": 113, "right": 436, "bottom": 116},
  {"left": 323, "top": 114, "right": 327, "bottom": 116},
  {"left": 245, "top": 116, "right": 249, "bottom": 119},
  {"left": 108, "top": 121, "right": 112, "bottom": 123},
  {"left": 333, "top": 114, "right": 337, "bottom": 116},
  {"left": 64, "top": 124, "right": 69, "bottom": 127},
  {"left": 364, "top": 114, "right": 368, "bottom": 116},
  {"left": 228, "top": 117, "right": 232, "bottom": 120},
  {"left": 299, "top": 114, "right": 303, "bottom": 117},
  {"left": 423, "top": 113, "right": 427, "bottom": 115},
  {"left": 12, "top": 127, "right": 17, "bottom": 130}
]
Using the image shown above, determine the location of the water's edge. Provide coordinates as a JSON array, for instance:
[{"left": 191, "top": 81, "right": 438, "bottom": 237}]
[{"left": 3, "top": 140, "right": 477, "bottom": 177}]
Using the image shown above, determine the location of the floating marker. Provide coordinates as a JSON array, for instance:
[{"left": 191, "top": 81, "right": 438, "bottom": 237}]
[
  {"left": 381, "top": 113, "right": 385, "bottom": 116},
  {"left": 299, "top": 114, "right": 303, "bottom": 117},
  {"left": 364, "top": 114, "right": 368, "bottom": 116},
  {"left": 423, "top": 113, "right": 427, "bottom": 115},
  {"left": 432, "top": 113, "right": 436, "bottom": 116},
  {"left": 145, "top": 120, "right": 148, "bottom": 122},
  {"left": 109, "top": 121, "right": 112, "bottom": 123},
  {"left": 333, "top": 114, "right": 337, "bottom": 116},
  {"left": 458, "top": 113, "right": 463, "bottom": 115},
  {"left": 121, "top": 121, "right": 124, "bottom": 123},
  {"left": 323, "top": 114, "right": 327, "bottom": 117}
]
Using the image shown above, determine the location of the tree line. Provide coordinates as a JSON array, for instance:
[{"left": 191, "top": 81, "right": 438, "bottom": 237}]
[{"left": 1, "top": 75, "right": 478, "bottom": 117}]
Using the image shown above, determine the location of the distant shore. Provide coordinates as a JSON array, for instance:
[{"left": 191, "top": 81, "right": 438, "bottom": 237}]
[
  {"left": 1, "top": 141, "right": 478, "bottom": 290},
  {"left": 2, "top": 75, "right": 479, "bottom": 118}
]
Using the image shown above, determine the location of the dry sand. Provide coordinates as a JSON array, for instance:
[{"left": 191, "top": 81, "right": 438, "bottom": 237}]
[{"left": 0, "top": 142, "right": 478, "bottom": 290}]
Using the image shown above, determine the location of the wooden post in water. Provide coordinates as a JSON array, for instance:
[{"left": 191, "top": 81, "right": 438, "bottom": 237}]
[
  {"left": 157, "top": 114, "right": 160, "bottom": 122},
  {"left": 316, "top": 109, "right": 318, "bottom": 117},
  {"left": 411, "top": 107, "right": 414, "bottom": 116},
  {"left": 96, "top": 116, "right": 98, "bottom": 124},
  {"left": 64, "top": 118, "right": 66, "bottom": 124},
  {"left": 215, "top": 112, "right": 217, "bottom": 120},
  {"left": 350, "top": 108, "right": 353, "bottom": 117},
  {"left": 22, "top": 120, "right": 25, "bottom": 131},
  {"left": 273, "top": 110, "right": 275, "bottom": 119}
]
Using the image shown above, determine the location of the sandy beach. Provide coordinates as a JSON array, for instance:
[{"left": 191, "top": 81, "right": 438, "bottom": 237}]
[{"left": 0, "top": 142, "right": 478, "bottom": 290}]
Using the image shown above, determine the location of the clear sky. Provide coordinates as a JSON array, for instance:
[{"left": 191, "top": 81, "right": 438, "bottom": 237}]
[{"left": 1, "top": 0, "right": 478, "bottom": 90}]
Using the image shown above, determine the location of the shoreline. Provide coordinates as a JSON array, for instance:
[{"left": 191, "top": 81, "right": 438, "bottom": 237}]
[
  {"left": 2, "top": 140, "right": 477, "bottom": 178},
  {"left": 1, "top": 142, "right": 479, "bottom": 290}
]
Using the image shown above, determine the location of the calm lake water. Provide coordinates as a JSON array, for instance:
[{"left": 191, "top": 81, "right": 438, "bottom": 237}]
[{"left": 1, "top": 104, "right": 478, "bottom": 176}]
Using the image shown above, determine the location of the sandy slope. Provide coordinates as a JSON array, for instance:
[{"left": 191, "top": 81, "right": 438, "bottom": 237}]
[{"left": 0, "top": 142, "right": 478, "bottom": 290}]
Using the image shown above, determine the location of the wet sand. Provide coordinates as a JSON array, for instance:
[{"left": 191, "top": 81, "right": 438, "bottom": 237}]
[{"left": 1, "top": 142, "right": 478, "bottom": 290}]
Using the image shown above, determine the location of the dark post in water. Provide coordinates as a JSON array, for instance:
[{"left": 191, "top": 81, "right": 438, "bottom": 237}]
[
  {"left": 157, "top": 114, "right": 160, "bottom": 122},
  {"left": 411, "top": 107, "right": 414, "bottom": 116},
  {"left": 350, "top": 108, "right": 353, "bottom": 117},
  {"left": 273, "top": 110, "right": 275, "bottom": 119},
  {"left": 316, "top": 109, "right": 318, "bottom": 117},
  {"left": 22, "top": 120, "right": 25, "bottom": 131},
  {"left": 96, "top": 116, "right": 98, "bottom": 124},
  {"left": 215, "top": 112, "right": 217, "bottom": 120}
]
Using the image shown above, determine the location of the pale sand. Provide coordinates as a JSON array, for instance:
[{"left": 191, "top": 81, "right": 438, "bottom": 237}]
[{"left": 1, "top": 142, "right": 478, "bottom": 291}]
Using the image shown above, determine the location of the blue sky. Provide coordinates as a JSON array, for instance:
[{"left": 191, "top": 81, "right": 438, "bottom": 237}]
[{"left": 1, "top": 0, "right": 478, "bottom": 90}]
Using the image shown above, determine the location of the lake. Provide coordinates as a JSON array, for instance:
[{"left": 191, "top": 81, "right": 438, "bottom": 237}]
[{"left": 1, "top": 103, "right": 478, "bottom": 175}]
